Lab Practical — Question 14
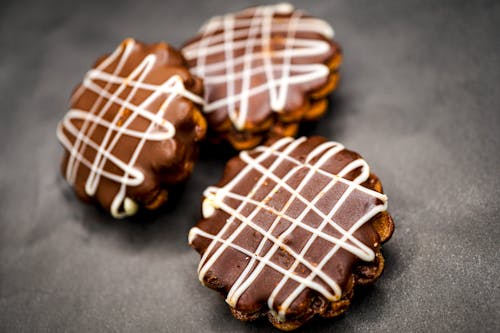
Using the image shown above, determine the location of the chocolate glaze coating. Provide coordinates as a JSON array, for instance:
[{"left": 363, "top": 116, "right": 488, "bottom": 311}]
[
  {"left": 189, "top": 136, "right": 393, "bottom": 330},
  {"left": 57, "top": 39, "right": 206, "bottom": 218},
  {"left": 182, "top": 4, "right": 341, "bottom": 149}
]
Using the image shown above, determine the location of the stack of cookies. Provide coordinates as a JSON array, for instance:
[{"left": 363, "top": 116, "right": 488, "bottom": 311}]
[{"left": 57, "top": 3, "right": 394, "bottom": 331}]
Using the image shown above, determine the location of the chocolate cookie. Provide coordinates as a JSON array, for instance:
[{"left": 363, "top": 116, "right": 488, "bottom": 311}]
[
  {"left": 57, "top": 38, "right": 206, "bottom": 218},
  {"left": 182, "top": 3, "right": 342, "bottom": 150},
  {"left": 189, "top": 136, "right": 394, "bottom": 330}
]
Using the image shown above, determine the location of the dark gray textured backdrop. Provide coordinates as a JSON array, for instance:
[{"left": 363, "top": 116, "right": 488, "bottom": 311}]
[{"left": 0, "top": 0, "right": 499, "bottom": 332}]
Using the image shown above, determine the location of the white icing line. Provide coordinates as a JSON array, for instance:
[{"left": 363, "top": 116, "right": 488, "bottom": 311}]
[
  {"left": 182, "top": 3, "right": 334, "bottom": 130},
  {"left": 196, "top": 137, "right": 302, "bottom": 280},
  {"left": 237, "top": 6, "right": 265, "bottom": 130},
  {"left": 57, "top": 39, "right": 201, "bottom": 218},
  {"left": 278, "top": 203, "right": 387, "bottom": 319},
  {"left": 66, "top": 40, "right": 133, "bottom": 186},
  {"left": 190, "top": 137, "right": 388, "bottom": 318},
  {"left": 226, "top": 141, "right": 374, "bottom": 304},
  {"left": 190, "top": 227, "right": 333, "bottom": 298},
  {"left": 222, "top": 14, "right": 238, "bottom": 127},
  {"left": 227, "top": 143, "right": 377, "bottom": 305}
]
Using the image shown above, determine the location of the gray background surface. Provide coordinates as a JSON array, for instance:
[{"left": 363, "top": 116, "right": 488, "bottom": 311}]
[{"left": 1, "top": 0, "right": 499, "bottom": 332}]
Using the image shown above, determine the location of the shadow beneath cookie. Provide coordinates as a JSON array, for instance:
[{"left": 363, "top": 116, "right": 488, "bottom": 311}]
[
  {"left": 72, "top": 181, "right": 200, "bottom": 255},
  {"left": 293, "top": 286, "right": 380, "bottom": 333},
  {"left": 205, "top": 305, "right": 351, "bottom": 333},
  {"left": 202, "top": 284, "right": 380, "bottom": 333},
  {"left": 295, "top": 314, "right": 348, "bottom": 333},
  {"left": 298, "top": 91, "right": 350, "bottom": 141},
  {"left": 301, "top": 284, "right": 385, "bottom": 332},
  {"left": 198, "top": 139, "right": 239, "bottom": 162},
  {"left": 350, "top": 283, "right": 381, "bottom": 308},
  {"left": 63, "top": 134, "right": 244, "bottom": 255},
  {"left": 205, "top": 298, "right": 280, "bottom": 333},
  {"left": 379, "top": 242, "right": 404, "bottom": 281}
]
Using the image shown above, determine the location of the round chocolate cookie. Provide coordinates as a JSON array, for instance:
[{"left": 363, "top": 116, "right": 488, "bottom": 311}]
[
  {"left": 189, "top": 136, "right": 394, "bottom": 330},
  {"left": 57, "top": 38, "right": 206, "bottom": 218},
  {"left": 182, "top": 3, "right": 342, "bottom": 150}
]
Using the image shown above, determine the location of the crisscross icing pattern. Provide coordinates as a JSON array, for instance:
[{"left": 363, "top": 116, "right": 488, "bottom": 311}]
[
  {"left": 182, "top": 3, "right": 335, "bottom": 130},
  {"left": 189, "top": 137, "right": 388, "bottom": 320},
  {"left": 57, "top": 39, "right": 204, "bottom": 218}
]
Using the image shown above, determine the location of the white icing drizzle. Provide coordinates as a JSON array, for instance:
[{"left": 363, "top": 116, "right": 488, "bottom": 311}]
[
  {"left": 57, "top": 39, "right": 204, "bottom": 218},
  {"left": 182, "top": 3, "right": 335, "bottom": 130},
  {"left": 189, "top": 137, "right": 388, "bottom": 320}
]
